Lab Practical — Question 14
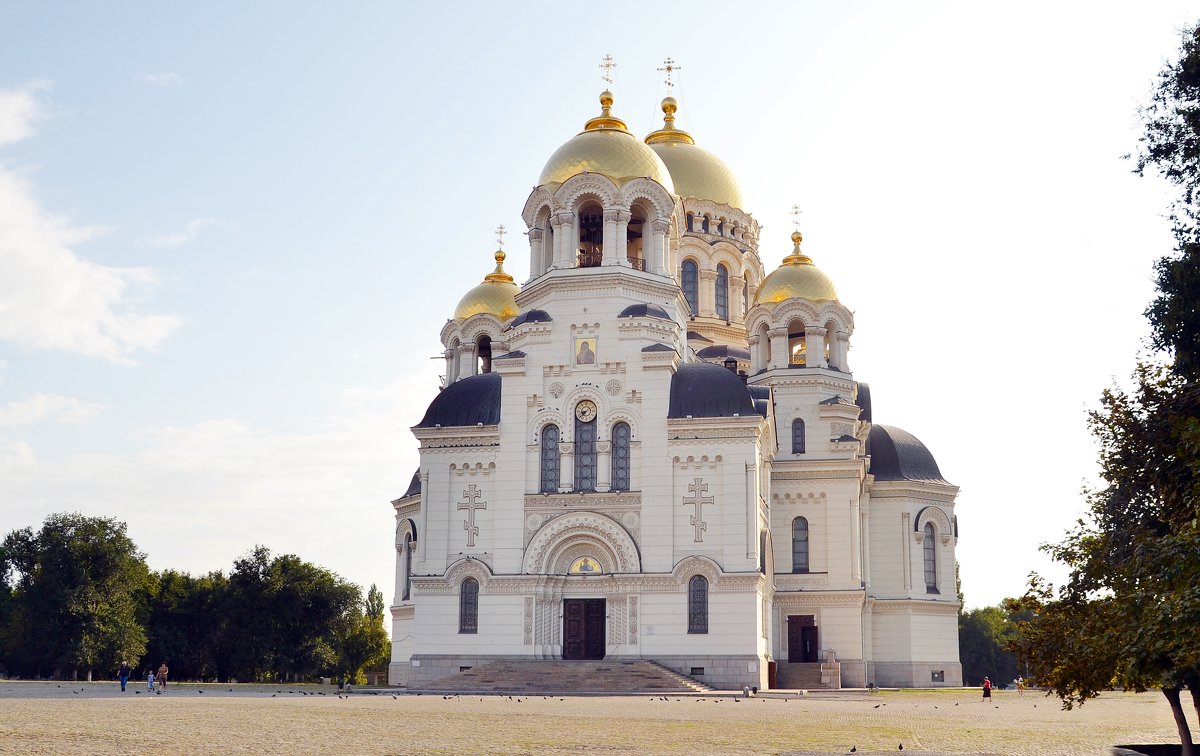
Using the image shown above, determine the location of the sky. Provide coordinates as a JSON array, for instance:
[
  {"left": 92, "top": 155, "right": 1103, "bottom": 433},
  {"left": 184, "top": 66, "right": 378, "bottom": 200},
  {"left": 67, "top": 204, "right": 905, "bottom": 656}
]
[{"left": 0, "top": 2, "right": 1195, "bottom": 611}]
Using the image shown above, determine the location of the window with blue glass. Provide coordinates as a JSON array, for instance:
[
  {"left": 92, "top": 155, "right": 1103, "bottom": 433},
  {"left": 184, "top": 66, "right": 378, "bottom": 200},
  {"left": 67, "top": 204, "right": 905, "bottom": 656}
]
[
  {"left": 540, "top": 425, "right": 560, "bottom": 493},
  {"left": 681, "top": 260, "right": 699, "bottom": 316},
  {"left": 792, "top": 517, "right": 810, "bottom": 573},
  {"left": 792, "top": 418, "right": 805, "bottom": 454},
  {"left": 611, "top": 422, "right": 631, "bottom": 491},
  {"left": 459, "top": 577, "right": 478, "bottom": 633},
  {"left": 715, "top": 264, "right": 729, "bottom": 320},
  {"left": 574, "top": 416, "right": 597, "bottom": 492},
  {"left": 688, "top": 575, "right": 709, "bottom": 633}
]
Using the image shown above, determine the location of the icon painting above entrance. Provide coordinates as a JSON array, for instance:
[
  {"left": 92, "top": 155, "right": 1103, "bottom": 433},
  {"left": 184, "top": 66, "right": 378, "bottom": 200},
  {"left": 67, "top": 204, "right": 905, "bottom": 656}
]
[{"left": 568, "top": 556, "right": 602, "bottom": 575}]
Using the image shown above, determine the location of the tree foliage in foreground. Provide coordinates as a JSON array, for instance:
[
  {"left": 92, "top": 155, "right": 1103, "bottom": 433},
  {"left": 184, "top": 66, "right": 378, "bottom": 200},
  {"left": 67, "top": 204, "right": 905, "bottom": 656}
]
[{"left": 1008, "top": 21, "right": 1200, "bottom": 753}]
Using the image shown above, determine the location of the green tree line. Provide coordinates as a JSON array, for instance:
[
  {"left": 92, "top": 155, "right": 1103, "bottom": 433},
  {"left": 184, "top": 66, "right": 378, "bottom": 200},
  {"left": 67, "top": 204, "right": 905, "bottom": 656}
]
[{"left": 0, "top": 513, "right": 389, "bottom": 684}]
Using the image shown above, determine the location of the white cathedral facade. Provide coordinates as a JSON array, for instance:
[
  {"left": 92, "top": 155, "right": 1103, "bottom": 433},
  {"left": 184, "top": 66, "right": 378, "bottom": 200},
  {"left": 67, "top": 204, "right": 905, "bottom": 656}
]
[{"left": 389, "top": 83, "right": 962, "bottom": 690}]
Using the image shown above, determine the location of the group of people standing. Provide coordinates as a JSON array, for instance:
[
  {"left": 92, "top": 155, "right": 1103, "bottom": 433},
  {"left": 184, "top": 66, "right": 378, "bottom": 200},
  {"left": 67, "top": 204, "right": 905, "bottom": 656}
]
[{"left": 117, "top": 661, "right": 169, "bottom": 692}]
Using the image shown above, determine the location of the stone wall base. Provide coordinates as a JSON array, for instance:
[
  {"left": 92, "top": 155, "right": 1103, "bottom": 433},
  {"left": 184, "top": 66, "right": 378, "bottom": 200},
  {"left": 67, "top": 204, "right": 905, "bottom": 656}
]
[{"left": 872, "top": 661, "right": 963, "bottom": 688}]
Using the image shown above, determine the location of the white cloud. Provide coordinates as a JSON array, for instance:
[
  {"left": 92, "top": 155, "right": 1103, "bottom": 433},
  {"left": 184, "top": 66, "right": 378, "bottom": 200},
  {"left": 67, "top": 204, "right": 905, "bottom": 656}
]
[
  {"left": 141, "top": 73, "right": 183, "bottom": 87},
  {"left": 0, "top": 82, "right": 182, "bottom": 364},
  {"left": 0, "top": 80, "right": 48, "bottom": 147},
  {"left": 144, "top": 217, "right": 215, "bottom": 249},
  {"left": 0, "top": 394, "right": 102, "bottom": 426}
]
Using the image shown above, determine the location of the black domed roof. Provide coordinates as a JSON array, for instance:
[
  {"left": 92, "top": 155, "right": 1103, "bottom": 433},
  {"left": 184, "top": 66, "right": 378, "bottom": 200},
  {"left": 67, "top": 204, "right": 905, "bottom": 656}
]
[
  {"left": 402, "top": 469, "right": 421, "bottom": 498},
  {"left": 695, "top": 344, "right": 751, "bottom": 361},
  {"left": 618, "top": 303, "right": 673, "bottom": 320},
  {"left": 416, "top": 372, "right": 501, "bottom": 428},
  {"left": 856, "top": 382, "right": 872, "bottom": 423},
  {"left": 510, "top": 309, "right": 552, "bottom": 328},
  {"left": 668, "top": 363, "right": 757, "bottom": 419},
  {"left": 866, "top": 424, "right": 948, "bottom": 484}
]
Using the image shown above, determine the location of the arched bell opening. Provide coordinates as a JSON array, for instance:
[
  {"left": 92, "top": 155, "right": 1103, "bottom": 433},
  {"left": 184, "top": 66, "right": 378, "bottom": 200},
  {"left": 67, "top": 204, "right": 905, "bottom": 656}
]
[
  {"left": 787, "top": 318, "right": 807, "bottom": 366},
  {"left": 626, "top": 201, "right": 650, "bottom": 271},
  {"left": 577, "top": 199, "right": 604, "bottom": 267},
  {"left": 477, "top": 334, "right": 493, "bottom": 374}
]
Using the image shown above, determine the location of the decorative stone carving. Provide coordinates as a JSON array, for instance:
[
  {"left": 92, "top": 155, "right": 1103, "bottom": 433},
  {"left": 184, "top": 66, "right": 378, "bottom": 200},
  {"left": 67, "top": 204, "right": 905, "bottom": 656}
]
[
  {"left": 549, "top": 382, "right": 565, "bottom": 398},
  {"left": 683, "top": 478, "right": 713, "bottom": 542},
  {"left": 605, "top": 379, "right": 621, "bottom": 396},
  {"left": 457, "top": 484, "right": 487, "bottom": 547},
  {"left": 523, "top": 511, "right": 641, "bottom": 574}
]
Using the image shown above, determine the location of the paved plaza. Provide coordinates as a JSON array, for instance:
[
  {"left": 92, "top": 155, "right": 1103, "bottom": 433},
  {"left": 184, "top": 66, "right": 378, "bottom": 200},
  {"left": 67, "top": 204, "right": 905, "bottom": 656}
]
[{"left": 0, "top": 681, "right": 1191, "bottom": 754}]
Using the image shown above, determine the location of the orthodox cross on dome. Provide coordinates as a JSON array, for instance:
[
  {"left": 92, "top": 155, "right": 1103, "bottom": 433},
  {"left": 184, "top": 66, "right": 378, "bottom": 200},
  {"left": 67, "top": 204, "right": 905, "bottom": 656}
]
[
  {"left": 658, "top": 57, "right": 682, "bottom": 94},
  {"left": 599, "top": 54, "right": 617, "bottom": 88},
  {"left": 790, "top": 204, "right": 804, "bottom": 230},
  {"left": 494, "top": 224, "right": 506, "bottom": 251},
  {"left": 458, "top": 484, "right": 487, "bottom": 547},
  {"left": 683, "top": 477, "right": 713, "bottom": 543}
]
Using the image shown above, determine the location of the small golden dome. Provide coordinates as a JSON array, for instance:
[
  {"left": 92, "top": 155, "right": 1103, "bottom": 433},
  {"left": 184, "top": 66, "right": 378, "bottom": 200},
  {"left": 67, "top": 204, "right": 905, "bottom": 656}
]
[
  {"left": 754, "top": 232, "right": 839, "bottom": 305},
  {"left": 646, "top": 97, "right": 744, "bottom": 210},
  {"left": 454, "top": 250, "right": 520, "bottom": 322},
  {"left": 539, "top": 90, "right": 675, "bottom": 192}
]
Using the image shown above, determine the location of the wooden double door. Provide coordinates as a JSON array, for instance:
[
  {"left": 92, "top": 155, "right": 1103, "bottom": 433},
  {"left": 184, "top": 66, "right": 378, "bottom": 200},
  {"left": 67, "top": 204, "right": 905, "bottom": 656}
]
[
  {"left": 563, "top": 599, "right": 606, "bottom": 660},
  {"left": 787, "top": 614, "right": 819, "bottom": 663}
]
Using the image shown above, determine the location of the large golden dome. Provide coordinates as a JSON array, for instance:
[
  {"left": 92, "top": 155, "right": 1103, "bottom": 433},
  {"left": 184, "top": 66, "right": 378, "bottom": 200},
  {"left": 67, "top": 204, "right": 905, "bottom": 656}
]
[
  {"left": 539, "top": 90, "right": 674, "bottom": 192},
  {"left": 646, "top": 97, "right": 744, "bottom": 210},
  {"left": 754, "top": 232, "right": 839, "bottom": 305},
  {"left": 454, "top": 250, "right": 520, "bottom": 321}
]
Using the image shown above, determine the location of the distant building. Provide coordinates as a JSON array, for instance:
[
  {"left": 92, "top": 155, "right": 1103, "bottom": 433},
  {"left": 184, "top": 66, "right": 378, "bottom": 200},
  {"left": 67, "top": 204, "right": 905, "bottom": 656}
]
[{"left": 389, "top": 81, "right": 961, "bottom": 690}]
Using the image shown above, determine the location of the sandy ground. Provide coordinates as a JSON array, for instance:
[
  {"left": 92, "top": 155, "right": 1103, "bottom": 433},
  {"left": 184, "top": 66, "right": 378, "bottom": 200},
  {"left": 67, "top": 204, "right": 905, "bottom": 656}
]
[{"left": 0, "top": 681, "right": 1195, "bottom": 755}]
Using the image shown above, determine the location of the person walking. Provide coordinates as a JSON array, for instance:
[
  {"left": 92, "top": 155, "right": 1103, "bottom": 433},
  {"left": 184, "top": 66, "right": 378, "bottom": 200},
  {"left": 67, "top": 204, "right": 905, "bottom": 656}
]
[
  {"left": 118, "top": 661, "right": 130, "bottom": 692},
  {"left": 157, "top": 662, "right": 169, "bottom": 690},
  {"left": 981, "top": 676, "right": 992, "bottom": 702},
  {"left": 147, "top": 670, "right": 156, "bottom": 692}
]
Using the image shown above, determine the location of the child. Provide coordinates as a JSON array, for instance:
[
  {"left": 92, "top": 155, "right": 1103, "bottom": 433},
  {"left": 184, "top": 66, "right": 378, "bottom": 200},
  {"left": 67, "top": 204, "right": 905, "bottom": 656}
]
[{"left": 147, "top": 670, "right": 156, "bottom": 692}]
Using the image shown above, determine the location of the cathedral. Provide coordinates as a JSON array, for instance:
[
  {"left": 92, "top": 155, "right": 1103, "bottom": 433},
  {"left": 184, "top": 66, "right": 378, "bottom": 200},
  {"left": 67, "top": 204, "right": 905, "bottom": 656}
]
[{"left": 389, "top": 69, "right": 962, "bottom": 690}]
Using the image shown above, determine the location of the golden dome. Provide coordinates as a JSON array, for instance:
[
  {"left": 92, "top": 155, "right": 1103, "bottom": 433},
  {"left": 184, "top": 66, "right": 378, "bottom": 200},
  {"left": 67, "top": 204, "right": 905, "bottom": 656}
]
[
  {"left": 754, "top": 232, "right": 839, "bottom": 305},
  {"left": 539, "top": 90, "right": 674, "bottom": 192},
  {"left": 646, "top": 97, "right": 745, "bottom": 210},
  {"left": 453, "top": 250, "right": 520, "bottom": 322}
]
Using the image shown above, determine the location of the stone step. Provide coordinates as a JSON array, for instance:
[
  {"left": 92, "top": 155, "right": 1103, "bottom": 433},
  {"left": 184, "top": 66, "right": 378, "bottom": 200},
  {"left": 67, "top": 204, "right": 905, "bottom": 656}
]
[
  {"left": 418, "top": 660, "right": 712, "bottom": 694},
  {"left": 775, "top": 662, "right": 833, "bottom": 689}
]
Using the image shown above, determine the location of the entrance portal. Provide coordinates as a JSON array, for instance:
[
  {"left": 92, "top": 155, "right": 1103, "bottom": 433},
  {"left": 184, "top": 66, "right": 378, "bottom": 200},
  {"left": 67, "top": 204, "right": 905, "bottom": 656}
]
[
  {"left": 563, "top": 599, "right": 606, "bottom": 660},
  {"left": 787, "top": 615, "right": 819, "bottom": 663}
]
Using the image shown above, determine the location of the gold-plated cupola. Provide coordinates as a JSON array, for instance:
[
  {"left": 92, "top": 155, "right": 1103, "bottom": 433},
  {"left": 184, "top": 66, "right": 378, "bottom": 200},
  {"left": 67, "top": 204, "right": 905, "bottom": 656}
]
[
  {"left": 754, "top": 232, "right": 839, "bottom": 305},
  {"left": 453, "top": 250, "right": 520, "bottom": 322}
]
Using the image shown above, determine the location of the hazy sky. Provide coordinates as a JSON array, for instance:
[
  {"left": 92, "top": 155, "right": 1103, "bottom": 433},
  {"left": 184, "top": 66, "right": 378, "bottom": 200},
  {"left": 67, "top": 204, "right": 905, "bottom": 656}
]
[{"left": 0, "top": 2, "right": 1195, "bottom": 610}]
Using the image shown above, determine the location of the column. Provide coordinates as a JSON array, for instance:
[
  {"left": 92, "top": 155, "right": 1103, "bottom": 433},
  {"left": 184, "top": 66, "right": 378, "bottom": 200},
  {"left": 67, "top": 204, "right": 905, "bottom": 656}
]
[
  {"left": 595, "top": 441, "right": 612, "bottom": 492},
  {"left": 549, "top": 214, "right": 566, "bottom": 269},
  {"left": 458, "top": 343, "right": 477, "bottom": 378},
  {"left": 528, "top": 228, "right": 544, "bottom": 279},
  {"left": 444, "top": 348, "right": 456, "bottom": 385},
  {"left": 745, "top": 463, "right": 756, "bottom": 560},
  {"left": 730, "top": 275, "right": 747, "bottom": 322},
  {"left": 698, "top": 269, "right": 717, "bottom": 317},
  {"left": 558, "top": 442, "right": 574, "bottom": 493},
  {"left": 767, "top": 327, "right": 789, "bottom": 370},
  {"left": 838, "top": 332, "right": 851, "bottom": 372},
  {"left": 850, "top": 497, "right": 862, "bottom": 583},
  {"left": 650, "top": 218, "right": 670, "bottom": 275},
  {"left": 805, "top": 327, "right": 828, "bottom": 368},
  {"left": 602, "top": 209, "right": 619, "bottom": 265},
  {"left": 615, "top": 210, "right": 631, "bottom": 266},
  {"left": 747, "top": 334, "right": 762, "bottom": 372}
]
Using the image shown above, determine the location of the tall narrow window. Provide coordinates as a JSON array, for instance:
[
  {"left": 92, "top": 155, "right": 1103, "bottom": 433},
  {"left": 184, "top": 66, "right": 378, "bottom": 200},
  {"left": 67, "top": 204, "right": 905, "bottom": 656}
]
[
  {"left": 574, "top": 414, "right": 597, "bottom": 492},
  {"left": 715, "top": 264, "right": 729, "bottom": 320},
  {"left": 477, "top": 335, "right": 492, "bottom": 374},
  {"left": 688, "top": 575, "right": 709, "bottom": 633},
  {"left": 611, "top": 422, "right": 631, "bottom": 491},
  {"left": 686, "top": 213, "right": 694, "bottom": 232},
  {"left": 792, "top": 418, "right": 805, "bottom": 454},
  {"left": 742, "top": 279, "right": 749, "bottom": 317},
  {"left": 459, "top": 577, "right": 479, "bottom": 633},
  {"left": 701, "top": 216, "right": 710, "bottom": 233},
  {"left": 792, "top": 517, "right": 810, "bottom": 573},
  {"left": 681, "top": 260, "right": 699, "bottom": 316},
  {"left": 924, "top": 523, "right": 938, "bottom": 593},
  {"left": 540, "top": 425, "right": 560, "bottom": 493},
  {"left": 402, "top": 532, "right": 413, "bottom": 601}
]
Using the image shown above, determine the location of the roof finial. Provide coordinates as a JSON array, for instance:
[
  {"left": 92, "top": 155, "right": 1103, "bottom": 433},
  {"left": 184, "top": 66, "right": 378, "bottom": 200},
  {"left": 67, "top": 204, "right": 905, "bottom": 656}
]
[
  {"left": 784, "top": 204, "right": 811, "bottom": 264},
  {"left": 658, "top": 57, "right": 682, "bottom": 94},
  {"left": 790, "top": 204, "right": 803, "bottom": 231},
  {"left": 494, "top": 223, "right": 507, "bottom": 251},
  {"left": 599, "top": 54, "right": 617, "bottom": 89}
]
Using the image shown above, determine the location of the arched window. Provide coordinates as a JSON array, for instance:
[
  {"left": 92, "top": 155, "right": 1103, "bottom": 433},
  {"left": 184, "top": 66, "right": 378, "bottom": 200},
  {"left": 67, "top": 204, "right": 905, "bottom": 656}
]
[
  {"left": 611, "top": 422, "right": 631, "bottom": 491},
  {"left": 681, "top": 260, "right": 699, "bottom": 316},
  {"left": 402, "top": 532, "right": 413, "bottom": 601},
  {"left": 792, "top": 517, "right": 810, "bottom": 573},
  {"left": 742, "top": 279, "right": 749, "bottom": 317},
  {"left": 701, "top": 216, "right": 710, "bottom": 233},
  {"left": 686, "top": 213, "right": 694, "bottom": 232},
  {"left": 924, "top": 523, "right": 938, "bottom": 593},
  {"left": 540, "top": 425, "right": 560, "bottom": 493},
  {"left": 577, "top": 200, "right": 604, "bottom": 267},
  {"left": 477, "top": 334, "right": 492, "bottom": 374},
  {"left": 715, "top": 264, "right": 729, "bottom": 320},
  {"left": 688, "top": 575, "right": 708, "bottom": 633},
  {"left": 459, "top": 577, "right": 479, "bottom": 633},
  {"left": 574, "top": 413, "right": 597, "bottom": 492},
  {"left": 792, "top": 418, "right": 805, "bottom": 454}
]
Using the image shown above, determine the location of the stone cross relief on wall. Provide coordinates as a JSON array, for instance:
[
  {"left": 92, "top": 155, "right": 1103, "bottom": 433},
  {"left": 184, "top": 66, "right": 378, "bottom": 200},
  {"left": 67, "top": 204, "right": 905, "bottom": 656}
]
[
  {"left": 458, "top": 484, "right": 487, "bottom": 547},
  {"left": 684, "top": 478, "right": 713, "bottom": 542}
]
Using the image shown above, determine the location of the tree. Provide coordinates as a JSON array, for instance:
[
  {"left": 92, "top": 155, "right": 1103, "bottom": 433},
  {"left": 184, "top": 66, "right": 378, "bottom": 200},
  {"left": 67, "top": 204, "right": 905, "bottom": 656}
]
[
  {"left": 0, "top": 514, "right": 151, "bottom": 680},
  {"left": 1008, "top": 21, "right": 1200, "bottom": 753},
  {"left": 959, "top": 605, "right": 1021, "bottom": 687},
  {"left": 143, "top": 569, "right": 230, "bottom": 681},
  {"left": 337, "top": 584, "right": 390, "bottom": 685}
]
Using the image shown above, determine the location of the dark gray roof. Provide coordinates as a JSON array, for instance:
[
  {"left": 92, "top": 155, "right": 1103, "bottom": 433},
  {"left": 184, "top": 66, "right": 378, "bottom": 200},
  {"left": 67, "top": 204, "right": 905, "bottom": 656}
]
[
  {"left": 510, "top": 309, "right": 552, "bottom": 327},
  {"left": 695, "top": 344, "right": 751, "bottom": 361},
  {"left": 402, "top": 469, "right": 421, "bottom": 498},
  {"left": 748, "top": 385, "right": 771, "bottom": 418},
  {"left": 819, "top": 395, "right": 856, "bottom": 407},
  {"left": 416, "top": 372, "right": 501, "bottom": 428},
  {"left": 686, "top": 330, "right": 714, "bottom": 343},
  {"left": 668, "top": 363, "right": 758, "bottom": 419},
  {"left": 866, "top": 424, "right": 949, "bottom": 484},
  {"left": 642, "top": 343, "right": 676, "bottom": 353},
  {"left": 495, "top": 350, "right": 525, "bottom": 359},
  {"left": 618, "top": 303, "right": 673, "bottom": 320},
  {"left": 856, "top": 382, "right": 872, "bottom": 423}
]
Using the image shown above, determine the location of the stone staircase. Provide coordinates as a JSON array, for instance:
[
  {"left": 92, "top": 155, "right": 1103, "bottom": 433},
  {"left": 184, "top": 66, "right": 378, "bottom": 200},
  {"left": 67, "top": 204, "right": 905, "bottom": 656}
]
[
  {"left": 418, "top": 660, "right": 712, "bottom": 694},
  {"left": 774, "top": 661, "right": 840, "bottom": 690}
]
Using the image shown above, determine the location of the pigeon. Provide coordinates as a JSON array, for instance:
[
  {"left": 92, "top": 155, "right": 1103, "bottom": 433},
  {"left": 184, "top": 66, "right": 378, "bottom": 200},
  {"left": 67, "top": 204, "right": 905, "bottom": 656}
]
[
  {"left": 73, "top": 690, "right": 79, "bottom": 695},
  {"left": 271, "top": 694, "right": 276, "bottom": 697},
  {"left": 850, "top": 748, "right": 857, "bottom": 753},
  {"left": 899, "top": 744, "right": 904, "bottom": 751},
  {"left": 873, "top": 704, "right": 881, "bottom": 708},
  {"left": 135, "top": 691, "right": 141, "bottom": 695},
  {"left": 392, "top": 695, "right": 397, "bottom": 700},
  {"left": 198, "top": 690, "right": 203, "bottom": 694}
]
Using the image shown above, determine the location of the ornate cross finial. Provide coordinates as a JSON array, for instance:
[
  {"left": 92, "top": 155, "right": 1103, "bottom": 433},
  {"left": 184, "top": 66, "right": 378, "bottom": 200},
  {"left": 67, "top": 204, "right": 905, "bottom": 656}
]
[
  {"left": 494, "top": 224, "right": 506, "bottom": 250},
  {"left": 658, "top": 57, "right": 682, "bottom": 94},
  {"left": 599, "top": 54, "right": 617, "bottom": 88},
  {"left": 790, "top": 204, "right": 803, "bottom": 230}
]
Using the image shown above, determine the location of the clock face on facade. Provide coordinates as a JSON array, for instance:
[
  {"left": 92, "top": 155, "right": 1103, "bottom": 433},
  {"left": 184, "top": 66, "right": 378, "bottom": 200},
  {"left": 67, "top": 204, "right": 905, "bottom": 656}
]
[{"left": 575, "top": 400, "right": 597, "bottom": 422}]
